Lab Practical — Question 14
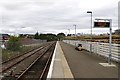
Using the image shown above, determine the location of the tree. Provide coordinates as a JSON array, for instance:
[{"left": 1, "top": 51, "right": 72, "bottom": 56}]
[
  {"left": 7, "top": 36, "right": 22, "bottom": 51},
  {"left": 67, "top": 34, "right": 71, "bottom": 36},
  {"left": 45, "top": 34, "right": 57, "bottom": 41},
  {"left": 19, "top": 34, "right": 24, "bottom": 38},
  {"left": 39, "top": 33, "right": 57, "bottom": 41},
  {"left": 57, "top": 33, "right": 65, "bottom": 41},
  {"left": 34, "top": 32, "right": 39, "bottom": 39}
]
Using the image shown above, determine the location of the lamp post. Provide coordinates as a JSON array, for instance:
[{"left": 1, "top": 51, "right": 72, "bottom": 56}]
[
  {"left": 73, "top": 24, "right": 76, "bottom": 38},
  {"left": 73, "top": 24, "right": 76, "bottom": 46},
  {"left": 68, "top": 29, "right": 70, "bottom": 44},
  {"left": 87, "top": 11, "right": 92, "bottom": 53},
  {"left": 68, "top": 29, "right": 70, "bottom": 36}
]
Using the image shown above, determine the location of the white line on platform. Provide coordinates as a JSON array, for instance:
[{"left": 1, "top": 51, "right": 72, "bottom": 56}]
[
  {"left": 99, "top": 63, "right": 116, "bottom": 67},
  {"left": 47, "top": 41, "right": 58, "bottom": 79}
]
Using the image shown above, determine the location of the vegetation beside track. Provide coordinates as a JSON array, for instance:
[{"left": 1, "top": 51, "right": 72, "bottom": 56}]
[
  {"left": 1, "top": 35, "right": 45, "bottom": 62},
  {"left": 65, "top": 34, "right": 120, "bottom": 44},
  {"left": 2, "top": 44, "right": 42, "bottom": 62}
]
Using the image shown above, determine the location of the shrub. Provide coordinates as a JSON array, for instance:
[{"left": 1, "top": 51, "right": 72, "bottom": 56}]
[{"left": 7, "top": 36, "right": 21, "bottom": 51}]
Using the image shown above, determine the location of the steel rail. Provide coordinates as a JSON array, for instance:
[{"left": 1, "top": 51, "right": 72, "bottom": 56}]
[
  {"left": 39, "top": 43, "right": 55, "bottom": 80},
  {"left": 1, "top": 43, "right": 51, "bottom": 73},
  {"left": 16, "top": 42, "right": 56, "bottom": 80}
]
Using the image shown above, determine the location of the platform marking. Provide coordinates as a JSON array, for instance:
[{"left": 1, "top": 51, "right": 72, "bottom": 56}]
[
  {"left": 99, "top": 63, "right": 116, "bottom": 67},
  {"left": 47, "top": 41, "right": 58, "bottom": 78}
]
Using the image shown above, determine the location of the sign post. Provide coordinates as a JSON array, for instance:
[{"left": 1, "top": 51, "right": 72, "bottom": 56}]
[
  {"left": 94, "top": 19, "right": 112, "bottom": 64},
  {"left": 108, "top": 19, "right": 112, "bottom": 64}
]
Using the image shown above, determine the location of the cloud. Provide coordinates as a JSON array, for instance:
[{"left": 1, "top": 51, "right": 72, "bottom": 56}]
[{"left": 0, "top": 0, "right": 119, "bottom": 34}]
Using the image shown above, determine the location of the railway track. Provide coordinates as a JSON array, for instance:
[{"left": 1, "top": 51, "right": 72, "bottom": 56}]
[
  {"left": 2, "top": 44, "right": 43, "bottom": 64},
  {"left": 16, "top": 42, "right": 56, "bottom": 80},
  {"left": 1, "top": 41, "right": 56, "bottom": 80},
  {"left": 1, "top": 43, "right": 49, "bottom": 72}
]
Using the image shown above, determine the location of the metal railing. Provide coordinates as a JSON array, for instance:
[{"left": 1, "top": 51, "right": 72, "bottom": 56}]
[{"left": 63, "top": 40, "right": 120, "bottom": 62}]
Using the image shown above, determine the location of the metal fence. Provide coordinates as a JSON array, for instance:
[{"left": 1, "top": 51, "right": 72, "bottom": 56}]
[{"left": 63, "top": 40, "right": 120, "bottom": 62}]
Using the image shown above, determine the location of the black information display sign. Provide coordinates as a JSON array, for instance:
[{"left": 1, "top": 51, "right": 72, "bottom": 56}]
[
  {"left": 94, "top": 22, "right": 110, "bottom": 27},
  {"left": 94, "top": 18, "right": 112, "bottom": 65}
]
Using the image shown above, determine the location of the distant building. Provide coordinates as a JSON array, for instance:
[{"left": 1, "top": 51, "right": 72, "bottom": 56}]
[
  {"left": 77, "top": 33, "right": 94, "bottom": 36},
  {"left": 0, "top": 34, "right": 9, "bottom": 49},
  {"left": 0, "top": 34, "right": 10, "bottom": 42},
  {"left": 77, "top": 33, "right": 84, "bottom": 36},
  {"left": 19, "top": 34, "right": 34, "bottom": 39}
]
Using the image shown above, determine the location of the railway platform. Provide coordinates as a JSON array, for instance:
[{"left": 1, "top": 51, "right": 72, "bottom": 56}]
[
  {"left": 47, "top": 41, "right": 74, "bottom": 78},
  {"left": 47, "top": 41, "right": 119, "bottom": 80}
]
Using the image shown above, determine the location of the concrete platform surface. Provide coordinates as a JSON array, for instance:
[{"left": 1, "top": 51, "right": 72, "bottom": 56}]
[
  {"left": 60, "top": 41, "right": 119, "bottom": 79},
  {"left": 47, "top": 41, "right": 74, "bottom": 78}
]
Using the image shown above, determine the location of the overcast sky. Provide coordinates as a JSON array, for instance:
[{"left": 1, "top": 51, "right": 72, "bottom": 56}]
[{"left": 0, "top": 0, "right": 119, "bottom": 35}]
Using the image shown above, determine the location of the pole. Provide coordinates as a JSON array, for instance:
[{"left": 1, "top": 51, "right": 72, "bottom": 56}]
[
  {"left": 75, "top": 25, "right": 76, "bottom": 38},
  {"left": 108, "top": 19, "right": 112, "bottom": 64},
  {"left": 68, "top": 29, "right": 70, "bottom": 35},
  {"left": 91, "top": 13, "right": 92, "bottom": 40},
  {"left": 68, "top": 29, "right": 70, "bottom": 44},
  {"left": 74, "top": 25, "right": 76, "bottom": 46},
  {"left": 90, "top": 12, "right": 92, "bottom": 53},
  {"left": 87, "top": 11, "right": 92, "bottom": 53}
]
